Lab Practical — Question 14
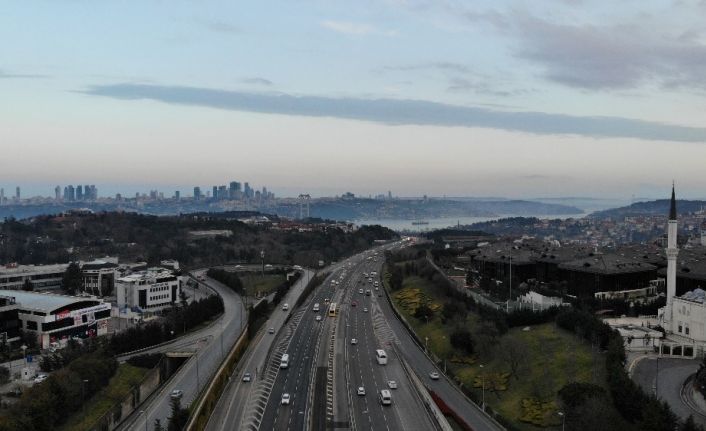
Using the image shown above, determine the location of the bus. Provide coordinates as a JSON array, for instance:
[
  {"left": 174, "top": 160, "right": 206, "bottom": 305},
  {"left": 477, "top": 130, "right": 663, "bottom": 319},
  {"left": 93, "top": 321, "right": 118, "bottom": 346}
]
[
  {"left": 375, "top": 349, "right": 388, "bottom": 365},
  {"left": 328, "top": 302, "right": 337, "bottom": 317},
  {"left": 280, "top": 353, "right": 289, "bottom": 369}
]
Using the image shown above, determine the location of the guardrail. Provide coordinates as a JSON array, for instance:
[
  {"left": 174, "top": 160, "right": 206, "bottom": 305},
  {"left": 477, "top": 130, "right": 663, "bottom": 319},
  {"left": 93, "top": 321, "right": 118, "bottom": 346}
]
[
  {"left": 186, "top": 324, "right": 250, "bottom": 431},
  {"left": 395, "top": 346, "right": 453, "bottom": 431}
]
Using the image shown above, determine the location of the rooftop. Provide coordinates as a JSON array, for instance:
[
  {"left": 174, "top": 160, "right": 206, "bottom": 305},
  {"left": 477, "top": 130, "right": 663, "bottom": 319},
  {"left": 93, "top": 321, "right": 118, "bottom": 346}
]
[{"left": 2, "top": 290, "right": 101, "bottom": 313}]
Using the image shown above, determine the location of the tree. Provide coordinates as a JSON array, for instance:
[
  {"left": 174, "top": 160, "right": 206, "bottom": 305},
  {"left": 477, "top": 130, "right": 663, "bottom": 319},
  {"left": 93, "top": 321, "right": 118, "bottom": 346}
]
[
  {"left": 413, "top": 304, "right": 434, "bottom": 322},
  {"left": 389, "top": 266, "right": 403, "bottom": 291},
  {"left": 153, "top": 419, "right": 165, "bottom": 431},
  {"left": 0, "top": 365, "right": 10, "bottom": 385},
  {"left": 681, "top": 415, "right": 699, "bottom": 431},
  {"left": 500, "top": 337, "right": 529, "bottom": 380},
  {"left": 450, "top": 327, "right": 474, "bottom": 355},
  {"left": 62, "top": 262, "right": 82, "bottom": 295},
  {"left": 168, "top": 396, "right": 189, "bottom": 431},
  {"left": 22, "top": 278, "right": 33, "bottom": 291}
]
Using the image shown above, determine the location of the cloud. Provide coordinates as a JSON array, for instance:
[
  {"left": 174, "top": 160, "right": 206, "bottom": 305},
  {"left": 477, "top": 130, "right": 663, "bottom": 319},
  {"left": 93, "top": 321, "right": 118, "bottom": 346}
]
[
  {"left": 381, "top": 61, "right": 473, "bottom": 74},
  {"left": 197, "top": 19, "right": 240, "bottom": 34},
  {"left": 460, "top": 10, "right": 706, "bottom": 91},
  {"left": 242, "top": 77, "right": 273, "bottom": 86},
  {"left": 0, "top": 69, "right": 47, "bottom": 79},
  {"left": 80, "top": 83, "right": 706, "bottom": 142},
  {"left": 321, "top": 20, "right": 396, "bottom": 36}
]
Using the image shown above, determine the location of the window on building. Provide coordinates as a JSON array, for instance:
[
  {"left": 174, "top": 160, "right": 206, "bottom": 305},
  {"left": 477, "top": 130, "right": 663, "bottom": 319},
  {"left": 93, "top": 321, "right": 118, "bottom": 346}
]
[
  {"left": 26, "top": 321, "right": 37, "bottom": 330},
  {"left": 686, "top": 326, "right": 690, "bottom": 335}
]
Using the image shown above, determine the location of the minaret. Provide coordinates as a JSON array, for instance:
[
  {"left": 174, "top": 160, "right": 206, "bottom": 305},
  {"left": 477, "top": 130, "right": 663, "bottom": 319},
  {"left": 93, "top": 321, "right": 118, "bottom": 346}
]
[{"left": 666, "top": 184, "right": 679, "bottom": 328}]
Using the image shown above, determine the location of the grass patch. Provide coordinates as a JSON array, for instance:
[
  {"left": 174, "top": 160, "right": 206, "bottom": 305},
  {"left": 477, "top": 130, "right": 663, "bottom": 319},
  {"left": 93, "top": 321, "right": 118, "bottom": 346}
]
[
  {"left": 387, "top": 264, "right": 608, "bottom": 430},
  {"left": 59, "top": 363, "right": 149, "bottom": 431},
  {"left": 240, "top": 273, "right": 286, "bottom": 298}
]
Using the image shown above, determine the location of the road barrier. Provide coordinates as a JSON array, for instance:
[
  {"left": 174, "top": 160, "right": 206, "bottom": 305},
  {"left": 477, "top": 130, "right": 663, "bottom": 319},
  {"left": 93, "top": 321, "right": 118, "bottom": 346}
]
[{"left": 186, "top": 325, "right": 250, "bottom": 431}]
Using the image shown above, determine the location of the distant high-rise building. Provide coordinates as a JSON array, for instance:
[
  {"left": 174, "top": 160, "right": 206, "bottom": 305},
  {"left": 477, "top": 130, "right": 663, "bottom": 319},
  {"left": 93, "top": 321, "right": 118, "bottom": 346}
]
[
  {"left": 0, "top": 188, "right": 4, "bottom": 205},
  {"left": 244, "top": 182, "right": 252, "bottom": 199},
  {"left": 76, "top": 185, "right": 84, "bottom": 201},
  {"left": 229, "top": 181, "right": 239, "bottom": 199},
  {"left": 115, "top": 193, "right": 122, "bottom": 201},
  {"left": 65, "top": 185, "right": 75, "bottom": 201},
  {"left": 212, "top": 186, "right": 218, "bottom": 199},
  {"left": 149, "top": 190, "right": 158, "bottom": 200},
  {"left": 175, "top": 191, "right": 180, "bottom": 200},
  {"left": 388, "top": 190, "right": 392, "bottom": 200},
  {"left": 218, "top": 185, "right": 227, "bottom": 200},
  {"left": 193, "top": 187, "right": 202, "bottom": 200},
  {"left": 55, "top": 186, "right": 61, "bottom": 201},
  {"left": 15, "top": 186, "right": 20, "bottom": 201}
]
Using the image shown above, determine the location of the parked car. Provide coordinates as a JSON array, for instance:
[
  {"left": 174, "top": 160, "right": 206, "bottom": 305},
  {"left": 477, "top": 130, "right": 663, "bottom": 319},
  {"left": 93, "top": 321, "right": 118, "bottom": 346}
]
[{"left": 33, "top": 374, "right": 48, "bottom": 384}]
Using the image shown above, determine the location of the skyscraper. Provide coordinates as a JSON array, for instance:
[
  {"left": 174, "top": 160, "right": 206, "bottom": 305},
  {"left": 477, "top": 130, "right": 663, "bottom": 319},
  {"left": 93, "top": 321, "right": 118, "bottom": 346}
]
[
  {"left": 175, "top": 191, "right": 180, "bottom": 200},
  {"left": 0, "top": 188, "right": 4, "bottom": 205},
  {"left": 193, "top": 187, "right": 202, "bottom": 200},
  {"left": 55, "top": 186, "right": 61, "bottom": 200},
  {"left": 212, "top": 186, "right": 218, "bottom": 199},
  {"left": 76, "top": 185, "right": 84, "bottom": 201},
  {"left": 15, "top": 186, "right": 20, "bottom": 201}
]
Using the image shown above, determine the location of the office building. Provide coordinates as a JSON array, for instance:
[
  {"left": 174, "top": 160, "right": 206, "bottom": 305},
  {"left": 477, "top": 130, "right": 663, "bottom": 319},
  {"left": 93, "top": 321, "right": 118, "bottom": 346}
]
[
  {"left": 194, "top": 187, "right": 202, "bottom": 200},
  {"left": 0, "top": 294, "right": 21, "bottom": 345},
  {"left": 5, "top": 290, "right": 110, "bottom": 349},
  {"left": 175, "top": 191, "right": 180, "bottom": 200},
  {"left": 0, "top": 263, "right": 69, "bottom": 291},
  {"left": 212, "top": 186, "right": 218, "bottom": 199},
  {"left": 15, "top": 186, "right": 20, "bottom": 201},
  {"left": 55, "top": 186, "right": 61, "bottom": 201},
  {"left": 76, "top": 185, "right": 84, "bottom": 200},
  {"left": 0, "top": 188, "right": 4, "bottom": 205},
  {"left": 81, "top": 259, "right": 119, "bottom": 296},
  {"left": 116, "top": 268, "right": 181, "bottom": 313}
]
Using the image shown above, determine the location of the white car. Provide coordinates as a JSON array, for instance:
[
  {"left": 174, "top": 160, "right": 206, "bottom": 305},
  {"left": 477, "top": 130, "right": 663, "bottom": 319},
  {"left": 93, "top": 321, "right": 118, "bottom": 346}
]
[
  {"left": 351, "top": 338, "right": 358, "bottom": 345},
  {"left": 429, "top": 371, "right": 440, "bottom": 380},
  {"left": 282, "top": 303, "right": 289, "bottom": 311},
  {"left": 281, "top": 393, "right": 291, "bottom": 405},
  {"left": 387, "top": 380, "right": 398, "bottom": 389},
  {"left": 170, "top": 389, "right": 183, "bottom": 398},
  {"left": 33, "top": 374, "right": 48, "bottom": 384},
  {"left": 357, "top": 386, "right": 366, "bottom": 396},
  {"left": 316, "top": 315, "right": 322, "bottom": 322},
  {"left": 268, "top": 327, "right": 275, "bottom": 334},
  {"left": 242, "top": 372, "right": 252, "bottom": 382},
  {"left": 363, "top": 307, "right": 368, "bottom": 312},
  {"left": 358, "top": 289, "right": 364, "bottom": 294}
]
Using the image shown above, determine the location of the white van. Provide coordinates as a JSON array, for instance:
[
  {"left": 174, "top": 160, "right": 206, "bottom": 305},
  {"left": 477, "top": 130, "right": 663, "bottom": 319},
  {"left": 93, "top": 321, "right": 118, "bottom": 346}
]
[
  {"left": 375, "top": 349, "right": 388, "bottom": 365},
  {"left": 379, "top": 389, "right": 392, "bottom": 405},
  {"left": 280, "top": 353, "right": 289, "bottom": 369}
]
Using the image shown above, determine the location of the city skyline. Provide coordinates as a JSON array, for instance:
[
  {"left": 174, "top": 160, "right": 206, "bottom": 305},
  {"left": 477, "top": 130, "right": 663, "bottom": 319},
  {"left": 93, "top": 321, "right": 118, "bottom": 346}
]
[{"left": 3, "top": 1, "right": 706, "bottom": 198}]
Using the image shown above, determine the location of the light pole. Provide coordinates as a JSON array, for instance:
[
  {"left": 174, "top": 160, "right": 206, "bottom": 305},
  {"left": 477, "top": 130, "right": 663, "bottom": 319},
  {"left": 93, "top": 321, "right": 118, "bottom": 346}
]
[
  {"left": 507, "top": 251, "right": 512, "bottom": 313},
  {"left": 81, "top": 379, "right": 89, "bottom": 412},
  {"left": 139, "top": 410, "right": 148, "bottom": 431},
  {"left": 20, "top": 344, "right": 27, "bottom": 367},
  {"left": 195, "top": 352, "right": 201, "bottom": 392},
  {"left": 425, "top": 336, "right": 429, "bottom": 354},
  {"left": 557, "top": 411, "right": 565, "bottom": 431},
  {"left": 479, "top": 364, "right": 485, "bottom": 412}
]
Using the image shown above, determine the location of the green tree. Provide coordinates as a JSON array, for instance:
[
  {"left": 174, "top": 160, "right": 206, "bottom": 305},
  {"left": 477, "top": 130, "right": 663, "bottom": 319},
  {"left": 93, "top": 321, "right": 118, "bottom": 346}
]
[
  {"left": 168, "top": 396, "right": 189, "bottom": 431},
  {"left": 62, "top": 262, "right": 82, "bottom": 295},
  {"left": 449, "top": 327, "right": 474, "bottom": 355},
  {"left": 154, "top": 418, "right": 165, "bottom": 431}
]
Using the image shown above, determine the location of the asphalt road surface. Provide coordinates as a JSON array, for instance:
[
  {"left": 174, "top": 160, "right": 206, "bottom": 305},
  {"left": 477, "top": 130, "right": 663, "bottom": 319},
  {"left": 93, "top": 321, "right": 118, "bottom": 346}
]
[{"left": 121, "top": 269, "right": 246, "bottom": 431}]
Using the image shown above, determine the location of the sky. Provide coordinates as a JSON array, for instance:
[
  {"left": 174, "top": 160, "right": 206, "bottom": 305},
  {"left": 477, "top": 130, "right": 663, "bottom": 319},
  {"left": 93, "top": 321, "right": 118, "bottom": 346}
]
[{"left": 2, "top": 0, "right": 706, "bottom": 199}]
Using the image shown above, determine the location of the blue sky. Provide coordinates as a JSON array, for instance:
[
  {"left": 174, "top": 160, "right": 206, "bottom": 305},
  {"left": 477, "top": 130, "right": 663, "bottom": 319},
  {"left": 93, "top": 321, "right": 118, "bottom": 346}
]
[{"left": 2, "top": 1, "right": 706, "bottom": 199}]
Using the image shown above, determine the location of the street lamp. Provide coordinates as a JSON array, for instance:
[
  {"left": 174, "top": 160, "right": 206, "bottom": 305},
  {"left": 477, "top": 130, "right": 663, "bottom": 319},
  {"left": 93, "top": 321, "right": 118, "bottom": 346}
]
[
  {"left": 139, "top": 410, "right": 148, "bottom": 431},
  {"left": 81, "top": 379, "right": 89, "bottom": 412},
  {"left": 425, "top": 337, "right": 429, "bottom": 354},
  {"left": 557, "top": 411, "right": 565, "bottom": 431},
  {"left": 479, "top": 364, "right": 485, "bottom": 412}
]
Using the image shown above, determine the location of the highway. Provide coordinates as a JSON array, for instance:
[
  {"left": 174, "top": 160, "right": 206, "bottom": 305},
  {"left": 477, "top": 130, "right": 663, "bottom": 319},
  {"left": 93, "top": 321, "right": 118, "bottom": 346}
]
[
  {"left": 121, "top": 269, "right": 247, "bottom": 431},
  {"left": 339, "top": 260, "right": 434, "bottom": 431},
  {"left": 205, "top": 269, "right": 315, "bottom": 431}
]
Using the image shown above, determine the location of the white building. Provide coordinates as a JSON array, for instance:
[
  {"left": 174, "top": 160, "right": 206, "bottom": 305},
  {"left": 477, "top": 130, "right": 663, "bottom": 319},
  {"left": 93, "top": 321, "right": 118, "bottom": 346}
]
[
  {"left": 3, "top": 290, "right": 110, "bottom": 349},
  {"left": 0, "top": 263, "right": 69, "bottom": 291},
  {"left": 518, "top": 290, "right": 565, "bottom": 311},
  {"left": 117, "top": 269, "right": 181, "bottom": 313},
  {"left": 81, "top": 259, "right": 119, "bottom": 296}
]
